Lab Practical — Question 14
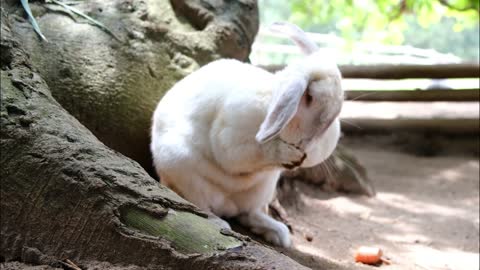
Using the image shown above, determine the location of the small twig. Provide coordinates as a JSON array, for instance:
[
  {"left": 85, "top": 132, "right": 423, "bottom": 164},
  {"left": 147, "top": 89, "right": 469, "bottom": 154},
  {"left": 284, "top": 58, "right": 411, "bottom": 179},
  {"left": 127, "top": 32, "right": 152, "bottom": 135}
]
[
  {"left": 381, "top": 258, "right": 392, "bottom": 265},
  {"left": 61, "top": 258, "right": 82, "bottom": 270},
  {"left": 20, "top": 0, "right": 48, "bottom": 41},
  {"left": 44, "top": 4, "right": 79, "bottom": 23},
  {"left": 59, "top": 0, "right": 82, "bottom": 5},
  {"left": 46, "top": 0, "right": 122, "bottom": 42},
  {"left": 389, "top": 0, "right": 407, "bottom": 21}
]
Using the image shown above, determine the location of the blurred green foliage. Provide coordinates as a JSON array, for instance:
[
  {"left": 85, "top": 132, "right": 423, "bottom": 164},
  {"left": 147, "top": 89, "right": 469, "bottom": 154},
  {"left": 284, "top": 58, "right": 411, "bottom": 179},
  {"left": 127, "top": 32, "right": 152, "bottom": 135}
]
[{"left": 260, "top": 0, "right": 479, "bottom": 61}]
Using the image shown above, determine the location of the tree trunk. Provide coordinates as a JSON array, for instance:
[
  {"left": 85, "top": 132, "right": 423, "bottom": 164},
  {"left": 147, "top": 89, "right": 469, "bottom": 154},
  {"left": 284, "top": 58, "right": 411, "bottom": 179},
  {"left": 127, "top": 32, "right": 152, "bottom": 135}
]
[
  {"left": 0, "top": 9, "right": 310, "bottom": 270},
  {"left": 9, "top": 0, "right": 259, "bottom": 174}
]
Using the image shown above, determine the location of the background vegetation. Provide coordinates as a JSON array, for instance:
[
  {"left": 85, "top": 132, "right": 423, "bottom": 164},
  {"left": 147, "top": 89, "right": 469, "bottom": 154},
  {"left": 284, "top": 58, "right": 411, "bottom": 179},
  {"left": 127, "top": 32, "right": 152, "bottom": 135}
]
[{"left": 257, "top": 0, "right": 479, "bottom": 63}]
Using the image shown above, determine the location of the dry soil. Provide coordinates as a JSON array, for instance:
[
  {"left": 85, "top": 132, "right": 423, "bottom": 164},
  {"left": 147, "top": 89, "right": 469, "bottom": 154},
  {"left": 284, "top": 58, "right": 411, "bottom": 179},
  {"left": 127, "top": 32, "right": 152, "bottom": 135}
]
[{"left": 276, "top": 136, "right": 479, "bottom": 270}]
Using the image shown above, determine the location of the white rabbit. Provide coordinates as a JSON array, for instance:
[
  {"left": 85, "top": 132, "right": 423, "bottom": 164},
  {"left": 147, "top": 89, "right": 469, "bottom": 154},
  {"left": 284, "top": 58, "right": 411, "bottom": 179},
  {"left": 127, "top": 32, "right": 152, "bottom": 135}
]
[{"left": 150, "top": 22, "right": 343, "bottom": 248}]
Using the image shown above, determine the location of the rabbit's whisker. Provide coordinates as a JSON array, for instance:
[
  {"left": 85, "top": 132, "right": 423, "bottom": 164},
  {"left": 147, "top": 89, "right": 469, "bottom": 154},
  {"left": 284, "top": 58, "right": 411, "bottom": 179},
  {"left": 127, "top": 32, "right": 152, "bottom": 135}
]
[
  {"left": 340, "top": 119, "right": 363, "bottom": 130},
  {"left": 347, "top": 91, "right": 380, "bottom": 101},
  {"left": 321, "top": 159, "right": 335, "bottom": 181},
  {"left": 326, "top": 158, "right": 338, "bottom": 177}
]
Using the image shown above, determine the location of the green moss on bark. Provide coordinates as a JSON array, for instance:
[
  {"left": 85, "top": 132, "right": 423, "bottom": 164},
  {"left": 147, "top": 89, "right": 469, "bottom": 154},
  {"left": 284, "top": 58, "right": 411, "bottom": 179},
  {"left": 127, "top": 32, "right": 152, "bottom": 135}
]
[{"left": 120, "top": 206, "right": 242, "bottom": 254}]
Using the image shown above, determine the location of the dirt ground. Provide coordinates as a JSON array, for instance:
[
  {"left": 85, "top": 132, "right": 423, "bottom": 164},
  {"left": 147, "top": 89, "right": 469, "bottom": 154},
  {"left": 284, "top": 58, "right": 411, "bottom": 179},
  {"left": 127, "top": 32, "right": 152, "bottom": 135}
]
[{"left": 275, "top": 136, "right": 479, "bottom": 270}]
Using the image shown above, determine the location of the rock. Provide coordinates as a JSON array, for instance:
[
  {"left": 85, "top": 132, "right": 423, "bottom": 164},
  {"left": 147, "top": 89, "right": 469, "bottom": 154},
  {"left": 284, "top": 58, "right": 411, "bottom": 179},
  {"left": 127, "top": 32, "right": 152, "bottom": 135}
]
[{"left": 281, "top": 145, "right": 376, "bottom": 197}]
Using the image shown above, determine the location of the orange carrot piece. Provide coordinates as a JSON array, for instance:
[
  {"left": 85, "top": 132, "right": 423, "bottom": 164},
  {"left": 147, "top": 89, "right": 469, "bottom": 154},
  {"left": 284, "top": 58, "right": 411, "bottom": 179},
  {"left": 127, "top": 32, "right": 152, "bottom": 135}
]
[{"left": 354, "top": 246, "right": 383, "bottom": 265}]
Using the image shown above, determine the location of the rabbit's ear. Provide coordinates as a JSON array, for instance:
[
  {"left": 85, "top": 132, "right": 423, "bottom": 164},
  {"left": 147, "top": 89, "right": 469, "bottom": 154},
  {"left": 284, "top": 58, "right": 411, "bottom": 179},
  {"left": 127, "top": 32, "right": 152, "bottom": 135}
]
[
  {"left": 269, "top": 22, "right": 319, "bottom": 55},
  {"left": 256, "top": 77, "right": 308, "bottom": 144}
]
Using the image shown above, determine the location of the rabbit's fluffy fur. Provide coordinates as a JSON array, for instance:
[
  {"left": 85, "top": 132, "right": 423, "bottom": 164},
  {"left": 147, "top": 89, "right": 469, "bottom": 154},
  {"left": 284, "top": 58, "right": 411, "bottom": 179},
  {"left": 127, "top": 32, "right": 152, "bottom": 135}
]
[{"left": 151, "top": 23, "right": 343, "bottom": 248}]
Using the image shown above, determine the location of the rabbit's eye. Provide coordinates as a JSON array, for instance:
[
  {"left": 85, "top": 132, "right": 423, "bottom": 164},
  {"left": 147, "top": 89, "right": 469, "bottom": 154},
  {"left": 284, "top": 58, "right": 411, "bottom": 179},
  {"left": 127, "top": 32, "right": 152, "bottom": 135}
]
[{"left": 305, "top": 92, "right": 313, "bottom": 107}]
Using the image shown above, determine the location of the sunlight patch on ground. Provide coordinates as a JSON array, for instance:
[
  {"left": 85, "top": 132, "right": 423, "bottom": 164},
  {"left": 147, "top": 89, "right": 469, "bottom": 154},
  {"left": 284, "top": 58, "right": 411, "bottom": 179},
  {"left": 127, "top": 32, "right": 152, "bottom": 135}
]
[
  {"left": 377, "top": 192, "right": 470, "bottom": 217},
  {"left": 302, "top": 195, "right": 372, "bottom": 216},
  {"left": 402, "top": 245, "right": 479, "bottom": 270},
  {"left": 431, "top": 161, "right": 480, "bottom": 183}
]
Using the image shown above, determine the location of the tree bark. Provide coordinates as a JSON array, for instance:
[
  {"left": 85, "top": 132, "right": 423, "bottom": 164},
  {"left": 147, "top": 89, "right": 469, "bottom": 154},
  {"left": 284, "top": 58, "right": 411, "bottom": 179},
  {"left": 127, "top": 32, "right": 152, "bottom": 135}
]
[{"left": 0, "top": 10, "right": 310, "bottom": 270}]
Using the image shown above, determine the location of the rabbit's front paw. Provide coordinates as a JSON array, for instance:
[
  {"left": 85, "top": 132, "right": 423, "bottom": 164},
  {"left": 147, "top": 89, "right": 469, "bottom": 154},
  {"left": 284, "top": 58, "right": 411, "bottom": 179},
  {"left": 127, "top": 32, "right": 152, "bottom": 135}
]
[
  {"left": 238, "top": 210, "right": 292, "bottom": 248},
  {"left": 277, "top": 140, "right": 307, "bottom": 169},
  {"left": 264, "top": 221, "right": 292, "bottom": 248}
]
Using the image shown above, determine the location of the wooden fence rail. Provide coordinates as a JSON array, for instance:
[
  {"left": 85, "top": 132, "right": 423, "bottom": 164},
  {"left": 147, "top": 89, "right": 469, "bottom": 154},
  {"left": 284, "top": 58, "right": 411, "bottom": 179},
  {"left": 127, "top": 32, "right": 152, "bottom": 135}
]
[
  {"left": 261, "top": 63, "right": 480, "bottom": 79},
  {"left": 345, "top": 89, "right": 480, "bottom": 102},
  {"left": 341, "top": 118, "right": 479, "bottom": 134}
]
